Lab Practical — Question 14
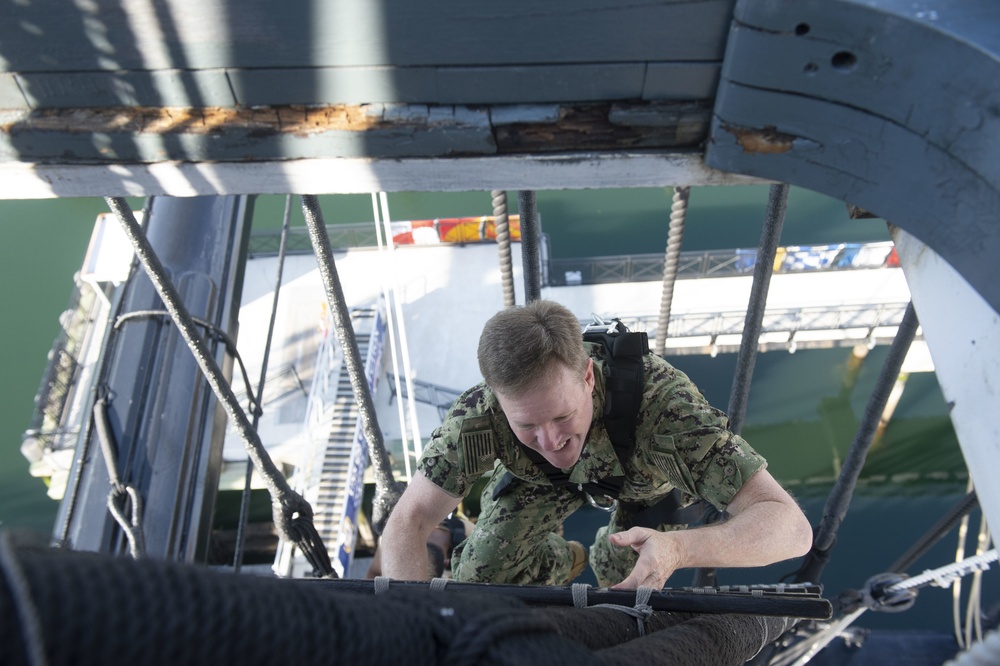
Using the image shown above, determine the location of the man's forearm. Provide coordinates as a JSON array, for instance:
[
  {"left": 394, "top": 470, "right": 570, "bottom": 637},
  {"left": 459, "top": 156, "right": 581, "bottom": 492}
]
[
  {"left": 673, "top": 498, "right": 812, "bottom": 570},
  {"left": 379, "top": 517, "right": 433, "bottom": 580},
  {"left": 611, "top": 470, "right": 813, "bottom": 589}
]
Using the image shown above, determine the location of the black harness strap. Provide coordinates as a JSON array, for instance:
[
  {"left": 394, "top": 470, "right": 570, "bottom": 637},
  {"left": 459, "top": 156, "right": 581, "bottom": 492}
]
[{"left": 584, "top": 322, "right": 649, "bottom": 466}]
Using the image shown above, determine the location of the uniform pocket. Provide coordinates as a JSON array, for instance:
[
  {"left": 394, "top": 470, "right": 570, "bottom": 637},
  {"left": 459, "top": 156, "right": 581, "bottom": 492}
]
[{"left": 648, "top": 434, "right": 699, "bottom": 496}]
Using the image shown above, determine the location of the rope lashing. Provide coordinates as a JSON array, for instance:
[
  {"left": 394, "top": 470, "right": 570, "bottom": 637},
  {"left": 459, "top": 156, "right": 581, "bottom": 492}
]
[
  {"left": 859, "top": 572, "right": 916, "bottom": 613},
  {"left": 105, "top": 196, "right": 335, "bottom": 578},
  {"left": 571, "top": 584, "right": 656, "bottom": 637},
  {"left": 886, "top": 548, "right": 998, "bottom": 595},
  {"left": 93, "top": 392, "right": 146, "bottom": 559}
]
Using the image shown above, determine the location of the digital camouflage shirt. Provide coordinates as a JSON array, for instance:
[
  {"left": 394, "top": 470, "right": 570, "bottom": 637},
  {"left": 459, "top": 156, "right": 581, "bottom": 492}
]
[
  {"left": 418, "top": 343, "right": 765, "bottom": 511},
  {"left": 416, "top": 343, "right": 767, "bottom": 585}
]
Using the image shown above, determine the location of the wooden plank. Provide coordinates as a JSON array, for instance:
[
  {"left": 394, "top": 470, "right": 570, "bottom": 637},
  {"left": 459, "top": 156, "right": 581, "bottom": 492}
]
[
  {"left": 229, "top": 63, "right": 650, "bottom": 106},
  {"left": 229, "top": 67, "right": 439, "bottom": 106},
  {"left": 721, "top": 15, "right": 1000, "bottom": 186},
  {"left": 0, "top": 74, "right": 28, "bottom": 109},
  {"left": 0, "top": 104, "right": 497, "bottom": 162},
  {"left": 17, "top": 69, "right": 236, "bottom": 108},
  {"left": 706, "top": 0, "right": 1000, "bottom": 319},
  {"left": 1, "top": 0, "right": 735, "bottom": 72},
  {"left": 643, "top": 62, "right": 721, "bottom": 100},
  {"left": 496, "top": 103, "right": 711, "bottom": 153},
  {"left": 8, "top": 60, "right": 722, "bottom": 111},
  {"left": 432, "top": 64, "right": 645, "bottom": 104},
  {"left": 0, "top": 152, "right": 767, "bottom": 199}
]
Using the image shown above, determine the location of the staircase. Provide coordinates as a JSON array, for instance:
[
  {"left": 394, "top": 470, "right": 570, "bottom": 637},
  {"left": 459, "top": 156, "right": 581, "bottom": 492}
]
[
  {"left": 311, "top": 308, "right": 374, "bottom": 549},
  {"left": 277, "top": 305, "right": 381, "bottom": 578}
]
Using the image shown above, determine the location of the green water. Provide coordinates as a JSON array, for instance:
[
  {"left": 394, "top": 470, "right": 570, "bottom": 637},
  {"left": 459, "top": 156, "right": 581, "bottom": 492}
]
[{"left": 1, "top": 187, "right": 989, "bottom": 634}]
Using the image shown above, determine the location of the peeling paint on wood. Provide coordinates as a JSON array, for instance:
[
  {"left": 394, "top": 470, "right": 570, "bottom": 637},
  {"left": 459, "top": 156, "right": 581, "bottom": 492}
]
[
  {"left": 2, "top": 101, "right": 712, "bottom": 163},
  {"left": 722, "top": 123, "right": 796, "bottom": 154},
  {"left": 495, "top": 103, "right": 711, "bottom": 153}
]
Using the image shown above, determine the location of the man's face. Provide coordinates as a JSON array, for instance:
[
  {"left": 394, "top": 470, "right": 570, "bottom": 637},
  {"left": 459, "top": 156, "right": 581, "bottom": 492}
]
[{"left": 497, "top": 359, "right": 595, "bottom": 469}]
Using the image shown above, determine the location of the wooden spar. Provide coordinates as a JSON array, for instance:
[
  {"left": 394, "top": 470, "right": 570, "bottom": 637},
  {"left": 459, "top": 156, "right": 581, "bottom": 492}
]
[{"left": 0, "top": 152, "right": 768, "bottom": 200}]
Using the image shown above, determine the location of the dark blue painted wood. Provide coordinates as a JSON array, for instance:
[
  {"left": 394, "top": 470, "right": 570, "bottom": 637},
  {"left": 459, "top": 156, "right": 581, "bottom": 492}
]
[{"left": 706, "top": 0, "right": 1000, "bottom": 316}]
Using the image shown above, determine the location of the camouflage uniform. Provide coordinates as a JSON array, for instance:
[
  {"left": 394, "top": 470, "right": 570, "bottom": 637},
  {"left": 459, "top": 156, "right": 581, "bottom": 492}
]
[{"left": 417, "top": 343, "right": 766, "bottom": 587}]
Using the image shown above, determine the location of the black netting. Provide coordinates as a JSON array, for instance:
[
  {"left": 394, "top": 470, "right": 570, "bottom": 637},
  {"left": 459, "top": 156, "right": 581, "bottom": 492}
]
[{"left": 0, "top": 532, "right": 793, "bottom": 666}]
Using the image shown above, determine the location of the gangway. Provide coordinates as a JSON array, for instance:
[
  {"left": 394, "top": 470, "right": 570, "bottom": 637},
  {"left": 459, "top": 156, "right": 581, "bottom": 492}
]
[{"left": 275, "top": 306, "right": 383, "bottom": 578}]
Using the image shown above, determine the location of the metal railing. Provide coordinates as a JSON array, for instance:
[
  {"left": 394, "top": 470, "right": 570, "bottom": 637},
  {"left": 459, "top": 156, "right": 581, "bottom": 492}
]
[
  {"left": 597, "top": 301, "right": 913, "bottom": 356},
  {"left": 549, "top": 242, "right": 895, "bottom": 286}
]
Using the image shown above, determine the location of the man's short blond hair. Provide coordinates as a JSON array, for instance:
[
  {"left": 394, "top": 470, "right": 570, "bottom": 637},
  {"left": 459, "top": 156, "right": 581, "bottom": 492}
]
[{"left": 477, "top": 299, "right": 587, "bottom": 397}]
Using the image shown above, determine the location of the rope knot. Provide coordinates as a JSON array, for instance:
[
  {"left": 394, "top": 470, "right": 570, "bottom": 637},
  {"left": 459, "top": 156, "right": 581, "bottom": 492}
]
[
  {"left": 572, "top": 584, "right": 657, "bottom": 637},
  {"left": 861, "top": 572, "right": 916, "bottom": 613}
]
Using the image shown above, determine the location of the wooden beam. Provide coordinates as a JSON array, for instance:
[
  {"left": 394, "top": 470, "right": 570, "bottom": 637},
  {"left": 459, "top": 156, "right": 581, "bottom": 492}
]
[
  {"left": 0, "top": 152, "right": 767, "bottom": 199},
  {"left": 1, "top": 101, "right": 714, "bottom": 164}
]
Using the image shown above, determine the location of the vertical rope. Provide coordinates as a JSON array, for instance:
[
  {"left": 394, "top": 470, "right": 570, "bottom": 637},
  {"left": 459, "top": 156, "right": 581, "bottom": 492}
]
[
  {"left": 492, "top": 190, "right": 516, "bottom": 308},
  {"left": 300, "top": 195, "right": 404, "bottom": 535},
  {"left": 795, "top": 302, "right": 920, "bottom": 584},
  {"left": 105, "top": 196, "right": 334, "bottom": 578},
  {"left": 693, "top": 183, "right": 789, "bottom": 589},
  {"left": 654, "top": 186, "right": 690, "bottom": 357},
  {"left": 727, "top": 183, "right": 790, "bottom": 434},
  {"left": 518, "top": 190, "right": 542, "bottom": 303},
  {"left": 233, "top": 194, "right": 293, "bottom": 573}
]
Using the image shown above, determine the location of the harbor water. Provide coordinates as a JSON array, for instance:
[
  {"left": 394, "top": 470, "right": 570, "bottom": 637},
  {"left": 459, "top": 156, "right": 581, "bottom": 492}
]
[{"left": 0, "top": 187, "right": 993, "bottom": 634}]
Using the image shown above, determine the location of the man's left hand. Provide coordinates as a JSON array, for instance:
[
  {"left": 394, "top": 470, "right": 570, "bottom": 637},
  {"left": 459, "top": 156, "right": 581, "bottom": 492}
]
[{"left": 607, "top": 527, "right": 682, "bottom": 590}]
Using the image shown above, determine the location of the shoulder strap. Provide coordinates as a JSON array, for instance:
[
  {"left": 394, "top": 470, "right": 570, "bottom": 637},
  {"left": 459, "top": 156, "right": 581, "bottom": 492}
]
[{"left": 583, "top": 318, "right": 648, "bottom": 464}]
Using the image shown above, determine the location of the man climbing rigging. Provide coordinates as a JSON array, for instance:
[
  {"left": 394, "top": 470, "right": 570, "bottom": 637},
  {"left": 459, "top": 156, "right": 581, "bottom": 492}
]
[{"left": 380, "top": 299, "right": 812, "bottom": 589}]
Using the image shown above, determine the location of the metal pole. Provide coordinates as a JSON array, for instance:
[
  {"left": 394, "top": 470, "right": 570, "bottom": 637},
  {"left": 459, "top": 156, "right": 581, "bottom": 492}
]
[
  {"left": 795, "top": 303, "right": 919, "bottom": 584},
  {"left": 518, "top": 190, "right": 542, "bottom": 303},
  {"left": 694, "top": 183, "right": 788, "bottom": 588},
  {"left": 233, "top": 194, "right": 292, "bottom": 572}
]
